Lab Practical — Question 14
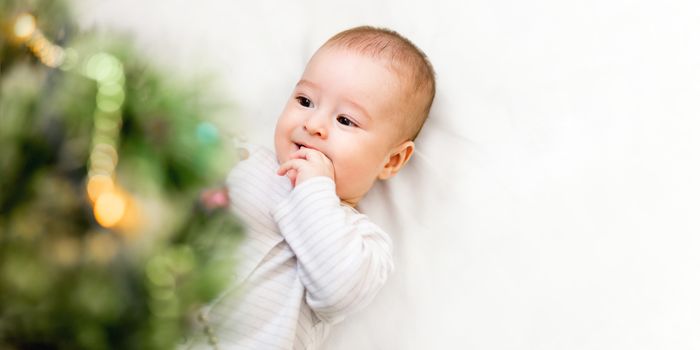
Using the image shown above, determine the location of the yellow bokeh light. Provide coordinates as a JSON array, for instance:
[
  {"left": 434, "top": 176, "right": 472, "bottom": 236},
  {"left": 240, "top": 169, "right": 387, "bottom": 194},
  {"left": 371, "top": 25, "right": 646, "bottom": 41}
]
[
  {"left": 89, "top": 143, "right": 119, "bottom": 173},
  {"left": 116, "top": 199, "right": 141, "bottom": 237},
  {"left": 87, "top": 174, "right": 114, "bottom": 202},
  {"left": 27, "top": 36, "right": 46, "bottom": 53},
  {"left": 41, "top": 47, "right": 65, "bottom": 68},
  {"left": 89, "top": 152, "right": 114, "bottom": 173},
  {"left": 13, "top": 13, "right": 36, "bottom": 40},
  {"left": 94, "top": 191, "right": 126, "bottom": 228},
  {"left": 94, "top": 141, "right": 119, "bottom": 161}
]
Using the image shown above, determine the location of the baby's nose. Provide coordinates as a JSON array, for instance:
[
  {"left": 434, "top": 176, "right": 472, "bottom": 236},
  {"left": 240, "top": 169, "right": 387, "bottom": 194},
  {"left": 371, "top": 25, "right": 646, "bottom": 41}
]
[{"left": 304, "top": 114, "right": 328, "bottom": 138}]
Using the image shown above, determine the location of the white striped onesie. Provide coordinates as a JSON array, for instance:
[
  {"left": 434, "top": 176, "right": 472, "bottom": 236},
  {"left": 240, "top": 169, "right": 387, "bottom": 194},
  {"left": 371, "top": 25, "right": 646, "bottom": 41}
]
[{"left": 187, "top": 144, "right": 393, "bottom": 350}]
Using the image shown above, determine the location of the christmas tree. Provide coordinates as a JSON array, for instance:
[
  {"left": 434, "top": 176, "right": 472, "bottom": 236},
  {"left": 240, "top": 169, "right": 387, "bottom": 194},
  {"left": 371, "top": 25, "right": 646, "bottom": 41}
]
[{"left": 1, "top": 0, "right": 242, "bottom": 348}]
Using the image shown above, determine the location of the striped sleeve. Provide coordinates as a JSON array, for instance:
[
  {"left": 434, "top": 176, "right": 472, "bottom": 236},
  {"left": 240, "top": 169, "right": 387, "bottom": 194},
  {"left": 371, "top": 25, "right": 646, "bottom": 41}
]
[{"left": 271, "top": 176, "right": 394, "bottom": 325}]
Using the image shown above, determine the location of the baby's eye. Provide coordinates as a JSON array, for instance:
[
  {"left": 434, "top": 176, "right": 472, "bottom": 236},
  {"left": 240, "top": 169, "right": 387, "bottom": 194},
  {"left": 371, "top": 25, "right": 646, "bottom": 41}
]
[
  {"left": 336, "top": 115, "right": 357, "bottom": 127},
  {"left": 296, "top": 96, "right": 314, "bottom": 108}
]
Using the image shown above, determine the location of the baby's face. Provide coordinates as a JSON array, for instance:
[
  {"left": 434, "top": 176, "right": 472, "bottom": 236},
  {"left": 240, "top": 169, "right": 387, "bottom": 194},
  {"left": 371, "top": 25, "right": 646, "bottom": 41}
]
[{"left": 274, "top": 46, "right": 406, "bottom": 205}]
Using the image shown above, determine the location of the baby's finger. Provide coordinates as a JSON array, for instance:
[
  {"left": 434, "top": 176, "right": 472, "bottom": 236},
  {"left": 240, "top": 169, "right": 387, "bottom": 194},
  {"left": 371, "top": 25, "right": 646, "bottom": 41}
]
[
  {"left": 296, "top": 147, "right": 330, "bottom": 163},
  {"left": 276, "top": 158, "right": 306, "bottom": 175},
  {"left": 287, "top": 148, "right": 317, "bottom": 162},
  {"left": 289, "top": 150, "right": 308, "bottom": 160},
  {"left": 287, "top": 169, "right": 298, "bottom": 186}
]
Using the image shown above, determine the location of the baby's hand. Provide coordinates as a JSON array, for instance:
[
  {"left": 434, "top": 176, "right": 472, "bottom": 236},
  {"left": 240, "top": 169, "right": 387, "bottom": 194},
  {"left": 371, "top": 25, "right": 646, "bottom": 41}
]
[{"left": 277, "top": 147, "right": 334, "bottom": 187}]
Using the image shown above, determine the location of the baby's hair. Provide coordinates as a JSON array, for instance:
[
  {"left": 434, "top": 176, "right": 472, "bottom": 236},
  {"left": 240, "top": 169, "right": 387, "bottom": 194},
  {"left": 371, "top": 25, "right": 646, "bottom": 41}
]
[{"left": 322, "top": 26, "right": 436, "bottom": 141}]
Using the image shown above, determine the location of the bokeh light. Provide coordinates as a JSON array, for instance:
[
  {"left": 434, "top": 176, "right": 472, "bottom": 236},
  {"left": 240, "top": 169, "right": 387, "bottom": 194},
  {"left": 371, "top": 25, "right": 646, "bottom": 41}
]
[
  {"left": 13, "top": 13, "right": 36, "bottom": 40},
  {"left": 85, "top": 53, "right": 124, "bottom": 83},
  {"left": 94, "top": 191, "right": 126, "bottom": 227},
  {"left": 87, "top": 175, "right": 114, "bottom": 204},
  {"left": 196, "top": 122, "right": 219, "bottom": 145}
]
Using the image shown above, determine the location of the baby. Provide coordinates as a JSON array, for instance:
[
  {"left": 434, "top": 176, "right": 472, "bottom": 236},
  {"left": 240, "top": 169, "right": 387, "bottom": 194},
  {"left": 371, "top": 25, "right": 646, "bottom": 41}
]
[{"left": 192, "top": 26, "right": 435, "bottom": 350}]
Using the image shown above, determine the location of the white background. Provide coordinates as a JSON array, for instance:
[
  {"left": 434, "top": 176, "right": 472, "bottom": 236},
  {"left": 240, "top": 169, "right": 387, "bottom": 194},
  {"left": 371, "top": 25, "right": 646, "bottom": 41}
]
[{"left": 75, "top": 0, "right": 700, "bottom": 348}]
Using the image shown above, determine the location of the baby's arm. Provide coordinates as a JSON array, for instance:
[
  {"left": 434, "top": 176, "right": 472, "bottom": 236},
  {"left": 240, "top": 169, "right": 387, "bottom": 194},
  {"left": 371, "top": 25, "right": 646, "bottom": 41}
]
[
  {"left": 272, "top": 178, "right": 393, "bottom": 325},
  {"left": 274, "top": 149, "right": 393, "bottom": 325}
]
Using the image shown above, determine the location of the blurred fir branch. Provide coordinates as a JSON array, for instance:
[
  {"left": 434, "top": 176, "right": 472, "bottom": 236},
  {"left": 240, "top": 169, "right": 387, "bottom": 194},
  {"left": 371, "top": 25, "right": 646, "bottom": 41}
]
[{"left": 0, "top": 0, "right": 242, "bottom": 349}]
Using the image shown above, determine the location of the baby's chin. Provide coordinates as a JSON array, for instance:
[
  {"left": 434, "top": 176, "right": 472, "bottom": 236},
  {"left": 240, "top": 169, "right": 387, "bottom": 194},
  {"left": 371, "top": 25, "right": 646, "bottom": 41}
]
[
  {"left": 272, "top": 143, "right": 291, "bottom": 164},
  {"left": 338, "top": 190, "right": 360, "bottom": 207}
]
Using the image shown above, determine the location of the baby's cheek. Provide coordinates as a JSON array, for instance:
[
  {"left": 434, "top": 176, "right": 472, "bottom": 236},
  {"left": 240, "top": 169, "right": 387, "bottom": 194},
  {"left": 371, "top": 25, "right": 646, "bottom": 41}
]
[{"left": 333, "top": 170, "right": 358, "bottom": 196}]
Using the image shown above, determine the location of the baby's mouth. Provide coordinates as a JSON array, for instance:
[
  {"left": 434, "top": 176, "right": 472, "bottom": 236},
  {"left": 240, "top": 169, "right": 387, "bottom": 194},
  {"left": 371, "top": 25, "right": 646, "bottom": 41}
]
[
  {"left": 293, "top": 142, "right": 326, "bottom": 155},
  {"left": 292, "top": 142, "right": 331, "bottom": 162},
  {"left": 294, "top": 142, "right": 314, "bottom": 151}
]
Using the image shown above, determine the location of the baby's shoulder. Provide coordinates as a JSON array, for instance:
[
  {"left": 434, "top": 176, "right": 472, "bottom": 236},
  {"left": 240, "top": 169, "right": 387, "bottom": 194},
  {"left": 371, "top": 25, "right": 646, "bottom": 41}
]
[
  {"left": 225, "top": 143, "right": 291, "bottom": 207},
  {"left": 233, "top": 142, "right": 277, "bottom": 168},
  {"left": 341, "top": 204, "right": 386, "bottom": 233},
  {"left": 226, "top": 142, "right": 280, "bottom": 179}
]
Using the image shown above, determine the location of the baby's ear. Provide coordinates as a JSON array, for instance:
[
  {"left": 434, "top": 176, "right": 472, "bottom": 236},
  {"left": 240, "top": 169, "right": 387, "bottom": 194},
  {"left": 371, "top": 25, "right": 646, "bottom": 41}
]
[{"left": 378, "top": 140, "right": 414, "bottom": 180}]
